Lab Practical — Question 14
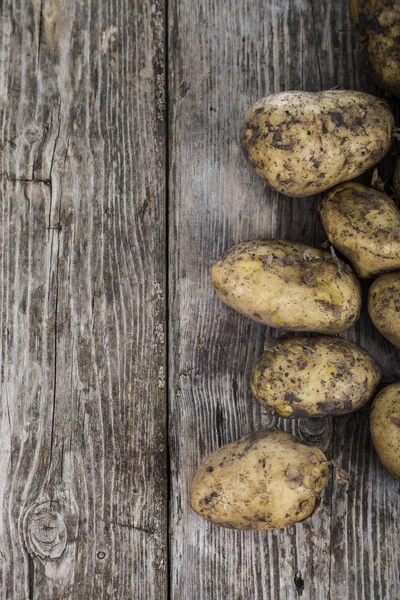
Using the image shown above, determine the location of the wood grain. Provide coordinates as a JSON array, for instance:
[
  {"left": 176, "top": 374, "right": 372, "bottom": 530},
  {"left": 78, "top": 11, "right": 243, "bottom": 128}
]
[
  {"left": 2, "top": 0, "right": 400, "bottom": 597},
  {"left": 0, "top": 0, "right": 167, "bottom": 598},
  {"left": 169, "top": 1, "right": 400, "bottom": 599}
]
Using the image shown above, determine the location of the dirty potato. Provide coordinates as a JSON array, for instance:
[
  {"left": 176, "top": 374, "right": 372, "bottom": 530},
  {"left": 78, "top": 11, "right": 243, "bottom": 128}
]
[
  {"left": 320, "top": 182, "right": 400, "bottom": 278},
  {"left": 241, "top": 90, "right": 394, "bottom": 197},
  {"left": 251, "top": 336, "right": 381, "bottom": 418},
  {"left": 211, "top": 239, "right": 361, "bottom": 334},
  {"left": 370, "top": 383, "right": 400, "bottom": 480},
  {"left": 190, "top": 430, "right": 329, "bottom": 530},
  {"left": 349, "top": 0, "right": 400, "bottom": 98},
  {"left": 368, "top": 272, "right": 400, "bottom": 347}
]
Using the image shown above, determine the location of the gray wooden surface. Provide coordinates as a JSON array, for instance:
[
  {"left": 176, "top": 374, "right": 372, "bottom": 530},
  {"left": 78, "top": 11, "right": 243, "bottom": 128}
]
[
  {"left": 169, "top": 1, "right": 400, "bottom": 600},
  {"left": 0, "top": 0, "right": 167, "bottom": 598},
  {"left": 0, "top": 0, "right": 400, "bottom": 598}
]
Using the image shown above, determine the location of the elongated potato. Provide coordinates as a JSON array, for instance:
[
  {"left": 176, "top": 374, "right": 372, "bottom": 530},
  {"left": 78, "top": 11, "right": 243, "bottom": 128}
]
[
  {"left": 320, "top": 182, "right": 400, "bottom": 278},
  {"left": 251, "top": 336, "right": 381, "bottom": 418},
  {"left": 350, "top": 0, "right": 400, "bottom": 98},
  {"left": 241, "top": 90, "right": 394, "bottom": 197},
  {"left": 370, "top": 383, "right": 400, "bottom": 480},
  {"left": 211, "top": 239, "right": 361, "bottom": 334},
  {"left": 368, "top": 272, "right": 400, "bottom": 347},
  {"left": 190, "top": 430, "right": 329, "bottom": 530}
]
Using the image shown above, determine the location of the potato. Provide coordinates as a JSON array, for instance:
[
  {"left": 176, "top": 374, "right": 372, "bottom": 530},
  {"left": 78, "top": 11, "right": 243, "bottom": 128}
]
[
  {"left": 252, "top": 336, "right": 381, "bottom": 418},
  {"left": 320, "top": 182, "right": 400, "bottom": 278},
  {"left": 368, "top": 272, "right": 400, "bottom": 347},
  {"left": 190, "top": 430, "right": 328, "bottom": 530},
  {"left": 241, "top": 90, "right": 394, "bottom": 197},
  {"left": 349, "top": 0, "right": 400, "bottom": 98},
  {"left": 211, "top": 239, "right": 361, "bottom": 334},
  {"left": 394, "top": 160, "right": 400, "bottom": 201},
  {"left": 370, "top": 383, "right": 400, "bottom": 481}
]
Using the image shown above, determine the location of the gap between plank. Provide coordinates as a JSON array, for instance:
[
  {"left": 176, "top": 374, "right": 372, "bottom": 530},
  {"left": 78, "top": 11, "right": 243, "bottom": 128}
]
[{"left": 164, "top": 0, "right": 171, "bottom": 597}]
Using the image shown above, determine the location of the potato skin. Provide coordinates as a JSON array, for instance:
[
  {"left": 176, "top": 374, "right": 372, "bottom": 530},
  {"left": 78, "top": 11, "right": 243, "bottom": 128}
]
[
  {"left": 251, "top": 336, "right": 381, "bottom": 418},
  {"left": 368, "top": 272, "right": 400, "bottom": 348},
  {"left": 190, "top": 430, "right": 328, "bottom": 530},
  {"left": 241, "top": 90, "right": 394, "bottom": 197},
  {"left": 349, "top": 0, "right": 400, "bottom": 98},
  {"left": 320, "top": 182, "right": 400, "bottom": 278},
  {"left": 370, "top": 383, "right": 400, "bottom": 480},
  {"left": 211, "top": 239, "right": 362, "bottom": 334}
]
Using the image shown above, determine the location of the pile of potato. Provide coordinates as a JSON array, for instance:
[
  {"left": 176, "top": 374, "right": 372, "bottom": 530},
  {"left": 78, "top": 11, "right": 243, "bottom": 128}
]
[{"left": 190, "top": 1, "right": 400, "bottom": 531}]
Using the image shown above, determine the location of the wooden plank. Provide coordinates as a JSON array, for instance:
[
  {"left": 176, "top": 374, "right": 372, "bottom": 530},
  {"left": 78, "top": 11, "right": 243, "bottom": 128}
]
[
  {"left": 169, "top": 0, "right": 400, "bottom": 599},
  {"left": 0, "top": 1, "right": 167, "bottom": 598}
]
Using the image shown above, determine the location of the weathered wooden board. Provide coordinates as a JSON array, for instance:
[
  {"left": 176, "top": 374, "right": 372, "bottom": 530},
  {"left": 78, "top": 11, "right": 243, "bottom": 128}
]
[
  {"left": 2, "top": 0, "right": 400, "bottom": 597},
  {"left": 0, "top": 1, "right": 167, "bottom": 598},
  {"left": 169, "top": 1, "right": 400, "bottom": 599}
]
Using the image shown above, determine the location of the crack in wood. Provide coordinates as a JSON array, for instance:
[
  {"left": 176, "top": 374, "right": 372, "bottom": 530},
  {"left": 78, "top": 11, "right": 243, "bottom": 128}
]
[
  {"left": 37, "top": 0, "right": 44, "bottom": 67},
  {"left": 112, "top": 520, "right": 156, "bottom": 536},
  {"left": 49, "top": 198, "right": 61, "bottom": 468},
  {"left": 48, "top": 105, "right": 62, "bottom": 181},
  {"left": 28, "top": 554, "right": 34, "bottom": 600},
  {"left": 4, "top": 383, "right": 11, "bottom": 433},
  {"left": 47, "top": 124, "right": 68, "bottom": 469},
  {"left": 310, "top": 0, "right": 323, "bottom": 89},
  {"left": 294, "top": 571, "right": 304, "bottom": 596},
  {"left": 4, "top": 176, "right": 51, "bottom": 185}
]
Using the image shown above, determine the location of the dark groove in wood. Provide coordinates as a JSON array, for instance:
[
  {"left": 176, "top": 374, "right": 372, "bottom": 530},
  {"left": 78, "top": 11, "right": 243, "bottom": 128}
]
[
  {"left": 49, "top": 223, "right": 60, "bottom": 468},
  {"left": 165, "top": 0, "right": 172, "bottom": 596},
  {"left": 28, "top": 554, "right": 34, "bottom": 600}
]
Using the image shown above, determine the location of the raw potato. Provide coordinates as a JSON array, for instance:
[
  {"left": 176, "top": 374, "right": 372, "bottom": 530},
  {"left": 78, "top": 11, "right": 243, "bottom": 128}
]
[
  {"left": 370, "top": 383, "right": 400, "bottom": 480},
  {"left": 349, "top": 0, "right": 400, "bottom": 98},
  {"left": 190, "top": 430, "right": 329, "bottom": 530},
  {"left": 211, "top": 239, "right": 362, "bottom": 334},
  {"left": 320, "top": 182, "right": 400, "bottom": 278},
  {"left": 368, "top": 272, "right": 400, "bottom": 347},
  {"left": 241, "top": 90, "right": 394, "bottom": 197},
  {"left": 251, "top": 336, "right": 381, "bottom": 418}
]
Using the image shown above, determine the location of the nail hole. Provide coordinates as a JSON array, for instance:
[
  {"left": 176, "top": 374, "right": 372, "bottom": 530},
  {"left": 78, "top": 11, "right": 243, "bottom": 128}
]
[
  {"left": 294, "top": 571, "right": 304, "bottom": 596},
  {"left": 97, "top": 551, "right": 106, "bottom": 560}
]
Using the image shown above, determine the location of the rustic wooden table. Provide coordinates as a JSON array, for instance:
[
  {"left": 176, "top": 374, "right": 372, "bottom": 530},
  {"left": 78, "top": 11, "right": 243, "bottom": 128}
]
[{"left": 0, "top": 0, "right": 399, "bottom": 598}]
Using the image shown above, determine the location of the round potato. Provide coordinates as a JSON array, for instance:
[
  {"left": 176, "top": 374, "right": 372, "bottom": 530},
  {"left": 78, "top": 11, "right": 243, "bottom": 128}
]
[
  {"left": 190, "top": 430, "right": 329, "bottom": 530},
  {"left": 251, "top": 336, "right": 381, "bottom": 418},
  {"left": 368, "top": 272, "right": 400, "bottom": 348},
  {"left": 370, "top": 383, "right": 400, "bottom": 480},
  {"left": 211, "top": 239, "right": 362, "bottom": 334},
  {"left": 320, "top": 182, "right": 400, "bottom": 278},
  {"left": 241, "top": 90, "right": 394, "bottom": 197},
  {"left": 349, "top": 0, "right": 400, "bottom": 98}
]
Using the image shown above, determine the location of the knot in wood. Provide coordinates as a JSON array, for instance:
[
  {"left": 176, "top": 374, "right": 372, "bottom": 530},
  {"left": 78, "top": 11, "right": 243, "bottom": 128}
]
[
  {"left": 298, "top": 416, "right": 332, "bottom": 451},
  {"left": 24, "top": 125, "right": 41, "bottom": 144},
  {"left": 24, "top": 502, "right": 67, "bottom": 560}
]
